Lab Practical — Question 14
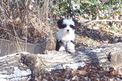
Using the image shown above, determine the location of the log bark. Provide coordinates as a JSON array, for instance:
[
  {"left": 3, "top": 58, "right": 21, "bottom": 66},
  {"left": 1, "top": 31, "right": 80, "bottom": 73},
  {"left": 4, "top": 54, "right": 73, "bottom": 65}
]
[{"left": 0, "top": 43, "right": 122, "bottom": 80}]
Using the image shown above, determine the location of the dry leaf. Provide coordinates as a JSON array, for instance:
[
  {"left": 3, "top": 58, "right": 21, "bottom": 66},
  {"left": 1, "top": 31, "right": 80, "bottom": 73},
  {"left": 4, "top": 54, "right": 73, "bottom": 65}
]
[{"left": 73, "top": 70, "right": 87, "bottom": 75}]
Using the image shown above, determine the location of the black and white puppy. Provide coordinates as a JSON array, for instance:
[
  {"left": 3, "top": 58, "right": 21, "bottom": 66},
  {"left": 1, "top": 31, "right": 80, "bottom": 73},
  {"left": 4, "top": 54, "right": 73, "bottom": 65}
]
[{"left": 56, "top": 18, "right": 78, "bottom": 53}]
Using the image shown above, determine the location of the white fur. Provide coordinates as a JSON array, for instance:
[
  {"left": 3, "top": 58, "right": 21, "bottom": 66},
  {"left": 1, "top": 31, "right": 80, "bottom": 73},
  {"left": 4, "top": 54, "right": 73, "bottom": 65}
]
[
  {"left": 59, "top": 46, "right": 65, "bottom": 51},
  {"left": 67, "top": 41, "right": 75, "bottom": 53},
  {"left": 63, "top": 19, "right": 75, "bottom": 26},
  {"left": 57, "top": 29, "right": 75, "bottom": 42}
]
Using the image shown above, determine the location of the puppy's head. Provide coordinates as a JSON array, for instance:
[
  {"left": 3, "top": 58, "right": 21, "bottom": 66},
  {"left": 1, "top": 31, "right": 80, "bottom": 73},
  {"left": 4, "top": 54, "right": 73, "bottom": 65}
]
[{"left": 57, "top": 18, "right": 78, "bottom": 34}]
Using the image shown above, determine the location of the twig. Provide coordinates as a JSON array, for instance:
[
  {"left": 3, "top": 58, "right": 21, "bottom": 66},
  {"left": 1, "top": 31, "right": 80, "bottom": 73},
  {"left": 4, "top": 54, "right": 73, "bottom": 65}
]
[
  {"left": 80, "top": 19, "right": 122, "bottom": 25},
  {"left": 0, "top": 1, "right": 9, "bottom": 18},
  {"left": 68, "top": 0, "right": 75, "bottom": 18}
]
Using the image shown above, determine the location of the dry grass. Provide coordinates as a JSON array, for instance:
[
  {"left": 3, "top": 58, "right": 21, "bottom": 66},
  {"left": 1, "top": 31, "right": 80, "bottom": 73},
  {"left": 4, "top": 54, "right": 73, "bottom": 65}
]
[{"left": 0, "top": 0, "right": 55, "bottom": 52}]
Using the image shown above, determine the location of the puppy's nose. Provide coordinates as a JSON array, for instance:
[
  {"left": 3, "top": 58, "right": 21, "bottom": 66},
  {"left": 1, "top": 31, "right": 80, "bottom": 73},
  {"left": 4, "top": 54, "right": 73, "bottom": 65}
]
[{"left": 67, "top": 29, "right": 69, "bottom": 32}]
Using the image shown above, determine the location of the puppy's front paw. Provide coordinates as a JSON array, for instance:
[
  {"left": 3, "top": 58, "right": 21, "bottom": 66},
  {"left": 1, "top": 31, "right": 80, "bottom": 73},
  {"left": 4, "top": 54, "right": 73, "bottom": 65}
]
[
  {"left": 67, "top": 49, "right": 76, "bottom": 54},
  {"left": 59, "top": 46, "right": 65, "bottom": 52}
]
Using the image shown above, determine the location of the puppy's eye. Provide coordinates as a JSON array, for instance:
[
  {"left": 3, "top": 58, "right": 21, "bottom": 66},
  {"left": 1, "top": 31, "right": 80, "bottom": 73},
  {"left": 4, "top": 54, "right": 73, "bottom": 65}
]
[{"left": 70, "top": 25, "right": 75, "bottom": 29}]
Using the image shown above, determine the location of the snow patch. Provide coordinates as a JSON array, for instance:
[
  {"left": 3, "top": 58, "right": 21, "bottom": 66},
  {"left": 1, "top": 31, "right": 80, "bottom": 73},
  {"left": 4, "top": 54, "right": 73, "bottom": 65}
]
[
  {"left": 99, "top": 59, "right": 107, "bottom": 63},
  {"left": 78, "top": 50, "right": 90, "bottom": 54},
  {"left": 78, "top": 48, "right": 103, "bottom": 54},
  {"left": 45, "top": 62, "right": 86, "bottom": 71},
  {"left": 0, "top": 67, "right": 31, "bottom": 80},
  {"left": 91, "top": 48, "right": 102, "bottom": 52}
]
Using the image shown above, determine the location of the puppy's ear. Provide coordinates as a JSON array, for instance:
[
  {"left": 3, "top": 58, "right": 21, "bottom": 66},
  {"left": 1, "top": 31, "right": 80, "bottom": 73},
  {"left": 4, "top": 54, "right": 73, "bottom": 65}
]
[
  {"left": 57, "top": 18, "right": 64, "bottom": 28},
  {"left": 72, "top": 18, "right": 79, "bottom": 28}
]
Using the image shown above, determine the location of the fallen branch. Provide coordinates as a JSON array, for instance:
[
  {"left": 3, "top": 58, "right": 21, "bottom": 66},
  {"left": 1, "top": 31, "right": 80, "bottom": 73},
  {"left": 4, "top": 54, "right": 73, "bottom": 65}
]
[{"left": 80, "top": 19, "right": 122, "bottom": 25}]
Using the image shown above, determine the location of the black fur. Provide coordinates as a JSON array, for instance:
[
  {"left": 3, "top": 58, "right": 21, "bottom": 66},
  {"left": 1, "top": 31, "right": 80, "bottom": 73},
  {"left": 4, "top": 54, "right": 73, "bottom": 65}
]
[
  {"left": 57, "top": 18, "right": 79, "bottom": 29},
  {"left": 56, "top": 40, "right": 63, "bottom": 51},
  {"left": 71, "top": 40, "right": 74, "bottom": 44},
  {"left": 57, "top": 18, "right": 64, "bottom": 29}
]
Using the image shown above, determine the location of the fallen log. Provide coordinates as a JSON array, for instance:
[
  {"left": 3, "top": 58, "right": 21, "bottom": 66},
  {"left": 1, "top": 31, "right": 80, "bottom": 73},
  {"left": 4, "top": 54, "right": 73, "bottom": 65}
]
[
  {"left": 0, "top": 43, "right": 122, "bottom": 80},
  {"left": 0, "top": 52, "right": 31, "bottom": 81}
]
